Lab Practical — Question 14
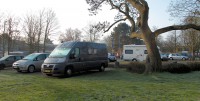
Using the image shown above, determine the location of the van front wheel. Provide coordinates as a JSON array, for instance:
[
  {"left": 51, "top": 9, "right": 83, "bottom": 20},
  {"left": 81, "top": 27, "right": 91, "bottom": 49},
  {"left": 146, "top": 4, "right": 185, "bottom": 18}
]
[
  {"left": 99, "top": 65, "right": 105, "bottom": 72},
  {"left": 65, "top": 68, "right": 72, "bottom": 77}
]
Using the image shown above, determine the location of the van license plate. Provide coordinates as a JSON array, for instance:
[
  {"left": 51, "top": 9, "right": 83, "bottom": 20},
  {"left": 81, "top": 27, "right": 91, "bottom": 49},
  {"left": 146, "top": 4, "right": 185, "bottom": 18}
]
[
  {"left": 44, "top": 70, "right": 51, "bottom": 73},
  {"left": 13, "top": 66, "right": 18, "bottom": 69}
]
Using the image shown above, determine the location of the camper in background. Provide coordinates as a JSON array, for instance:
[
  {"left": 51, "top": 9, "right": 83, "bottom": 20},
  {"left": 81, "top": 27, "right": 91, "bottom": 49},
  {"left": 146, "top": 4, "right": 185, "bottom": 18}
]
[
  {"left": 41, "top": 41, "right": 108, "bottom": 77},
  {"left": 123, "top": 45, "right": 148, "bottom": 61}
]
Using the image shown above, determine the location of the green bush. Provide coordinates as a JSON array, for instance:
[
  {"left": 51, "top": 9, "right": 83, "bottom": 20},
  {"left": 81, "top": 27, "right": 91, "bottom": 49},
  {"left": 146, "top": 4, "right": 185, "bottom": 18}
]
[
  {"left": 187, "top": 62, "right": 200, "bottom": 71},
  {"left": 164, "top": 62, "right": 191, "bottom": 73},
  {"left": 126, "top": 62, "right": 145, "bottom": 74}
]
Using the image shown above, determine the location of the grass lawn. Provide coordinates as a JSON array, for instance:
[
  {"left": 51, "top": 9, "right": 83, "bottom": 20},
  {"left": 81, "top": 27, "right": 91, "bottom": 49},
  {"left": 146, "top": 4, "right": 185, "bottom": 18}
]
[{"left": 0, "top": 67, "right": 200, "bottom": 101}]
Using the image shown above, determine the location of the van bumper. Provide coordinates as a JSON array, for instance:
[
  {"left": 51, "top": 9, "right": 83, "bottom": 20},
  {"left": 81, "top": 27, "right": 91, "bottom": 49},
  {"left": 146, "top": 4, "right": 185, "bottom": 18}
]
[{"left": 41, "top": 63, "right": 65, "bottom": 76}]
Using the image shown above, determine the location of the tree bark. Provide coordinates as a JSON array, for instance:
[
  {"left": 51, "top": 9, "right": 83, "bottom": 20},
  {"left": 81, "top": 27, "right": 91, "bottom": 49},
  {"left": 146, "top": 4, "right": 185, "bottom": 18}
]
[{"left": 143, "top": 31, "right": 162, "bottom": 73}]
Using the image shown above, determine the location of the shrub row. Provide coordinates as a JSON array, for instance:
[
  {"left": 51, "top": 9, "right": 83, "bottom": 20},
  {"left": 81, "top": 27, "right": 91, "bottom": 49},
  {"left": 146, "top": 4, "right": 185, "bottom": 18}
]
[
  {"left": 163, "top": 63, "right": 191, "bottom": 73},
  {"left": 126, "top": 62, "right": 145, "bottom": 74},
  {"left": 126, "top": 61, "right": 200, "bottom": 74}
]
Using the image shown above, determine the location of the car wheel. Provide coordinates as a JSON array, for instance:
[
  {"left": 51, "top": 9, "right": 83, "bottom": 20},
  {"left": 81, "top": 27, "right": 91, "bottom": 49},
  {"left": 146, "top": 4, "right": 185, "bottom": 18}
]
[
  {"left": 99, "top": 65, "right": 105, "bottom": 72},
  {"left": 65, "top": 67, "right": 72, "bottom": 77},
  {"left": 170, "top": 57, "right": 173, "bottom": 60},
  {"left": 28, "top": 65, "right": 35, "bottom": 73},
  {"left": 132, "top": 59, "right": 137, "bottom": 62},
  {"left": 182, "top": 57, "right": 186, "bottom": 60},
  {"left": 17, "top": 70, "right": 22, "bottom": 72}
]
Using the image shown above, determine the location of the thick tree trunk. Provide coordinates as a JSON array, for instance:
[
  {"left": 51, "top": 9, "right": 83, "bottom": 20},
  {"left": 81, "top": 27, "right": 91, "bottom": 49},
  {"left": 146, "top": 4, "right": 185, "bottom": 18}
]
[{"left": 143, "top": 32, "right": 162, "bottom": 73}]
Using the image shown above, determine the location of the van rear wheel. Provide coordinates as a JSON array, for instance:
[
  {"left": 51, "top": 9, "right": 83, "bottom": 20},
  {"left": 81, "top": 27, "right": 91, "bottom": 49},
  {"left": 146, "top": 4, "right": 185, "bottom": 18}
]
[{"left": 132, "top": 59, "right": 137, "bottom": 62}]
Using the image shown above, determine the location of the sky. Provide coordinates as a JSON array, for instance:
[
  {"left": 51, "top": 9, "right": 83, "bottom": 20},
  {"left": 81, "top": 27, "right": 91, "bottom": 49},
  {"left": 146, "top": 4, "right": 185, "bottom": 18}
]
[{"left": 0, "top": 0, "right": 175, "bottom": 44}]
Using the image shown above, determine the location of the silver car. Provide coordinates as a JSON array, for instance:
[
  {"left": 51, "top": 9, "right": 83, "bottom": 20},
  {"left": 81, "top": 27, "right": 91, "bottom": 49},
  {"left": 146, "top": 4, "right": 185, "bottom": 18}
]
[
  {"left": 13, "top": 53, "right": 49, "bottom": 72},
  {"left": 168, "top": 53, "right": 189, "bottom": 60}
]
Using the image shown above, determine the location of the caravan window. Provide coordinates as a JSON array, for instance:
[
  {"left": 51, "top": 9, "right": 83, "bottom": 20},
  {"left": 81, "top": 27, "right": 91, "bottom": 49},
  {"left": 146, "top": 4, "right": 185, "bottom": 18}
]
[
  {"left": 144, "top": 50, "right": 148, "bottom": 54},
  {"left": 125, "top": 50, "right": 133, "bottom": 54}
]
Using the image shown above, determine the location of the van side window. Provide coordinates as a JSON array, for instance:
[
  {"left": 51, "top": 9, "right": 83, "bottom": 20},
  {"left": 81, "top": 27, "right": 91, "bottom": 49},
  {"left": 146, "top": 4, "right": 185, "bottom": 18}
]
[
  {"left": 74, "top": 48, "right": 80, "bottom": 57},
  {"left": 94, "top": 49, "right": 97, "bottom": 54},
  {"left": 88, "top": 48, "right": 97, "bottom": 55},
  {"left": 88, "top": 48, "right": 93, "bottom": 54},
  {"left": 125, "top": 50, "right": 133, "bottom": 54}
]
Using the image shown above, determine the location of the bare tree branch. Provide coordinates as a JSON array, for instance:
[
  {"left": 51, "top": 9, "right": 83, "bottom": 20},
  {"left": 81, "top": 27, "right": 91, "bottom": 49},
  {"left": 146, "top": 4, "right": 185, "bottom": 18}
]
[
  {"left": 154, "top": 24, "right": 200, "bottom": 36},
  {"left": 108, "top": 0, "right": 137, "bottom": 32},
  {"left": 126, "top": 0, "right": 144, "bottom": 12},
  {"left": 104, "top": 18, "right": 127, "bottom": 32}
]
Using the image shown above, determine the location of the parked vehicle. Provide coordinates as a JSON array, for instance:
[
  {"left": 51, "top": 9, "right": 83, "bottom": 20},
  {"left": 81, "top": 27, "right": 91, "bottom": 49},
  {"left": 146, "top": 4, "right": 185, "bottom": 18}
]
[
  {"left": 13, "top": 53, "right": 49, "bottom": 72},
  {"left": 160, "top": 54, "right": 169, "bottom": 61},
  {"left": 41, "top": 41, "right": 108, "bottom": 77},
  {"left": 168, "top": 53, "right": 189, "bottom": 60},
  {"left": 0, "top": 55, "right": 23, "bottom": 70},
  {"left": 108, "top": 53, "right": 116, "bottom": 62},
  {"left": 123, "top": 45, "right": 148, "bottom": 61}
]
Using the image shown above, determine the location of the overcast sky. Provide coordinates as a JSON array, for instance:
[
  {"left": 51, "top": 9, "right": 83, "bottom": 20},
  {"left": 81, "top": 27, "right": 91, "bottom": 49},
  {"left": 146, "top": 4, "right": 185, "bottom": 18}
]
[{"left": 0, "top": 0, "right": 174, "bottom": 43}]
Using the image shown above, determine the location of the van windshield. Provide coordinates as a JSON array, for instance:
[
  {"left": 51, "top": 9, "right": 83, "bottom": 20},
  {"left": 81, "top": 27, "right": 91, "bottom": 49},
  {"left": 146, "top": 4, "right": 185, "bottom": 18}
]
[{"left": 49, "top": 47, "right": 71, "bottom": 58}]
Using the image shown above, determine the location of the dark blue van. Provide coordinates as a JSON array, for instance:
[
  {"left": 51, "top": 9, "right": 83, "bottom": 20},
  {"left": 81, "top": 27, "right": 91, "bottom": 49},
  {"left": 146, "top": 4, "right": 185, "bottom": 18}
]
[{"left": 41, "top": 41, "right": 108, "bottom": 76}]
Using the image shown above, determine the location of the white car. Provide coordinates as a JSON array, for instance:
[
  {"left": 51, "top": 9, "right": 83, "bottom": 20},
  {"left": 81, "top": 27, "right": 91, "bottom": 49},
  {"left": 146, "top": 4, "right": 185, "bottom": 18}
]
[{"left": 168, "top": 53, "right": 189, "bottom": 60}]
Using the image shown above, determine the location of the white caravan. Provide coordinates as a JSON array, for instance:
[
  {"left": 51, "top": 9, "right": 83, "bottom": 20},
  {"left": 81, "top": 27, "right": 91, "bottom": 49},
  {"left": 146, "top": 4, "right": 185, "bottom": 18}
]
[{"left": 122, "top": 45, "right": 148, "bottom": 61}]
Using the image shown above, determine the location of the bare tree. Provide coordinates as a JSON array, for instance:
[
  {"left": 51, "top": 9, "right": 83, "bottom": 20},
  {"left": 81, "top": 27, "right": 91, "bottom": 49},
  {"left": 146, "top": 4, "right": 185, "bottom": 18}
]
[
  {"left": 103, "top": 34, "right": 113, "bottom": 52},
  {"left": 36, "top": 9, "right": 45, "bottom": 52},
  {"left": 169, "top": 0, "right": 200, "bottom": 18},
  {"left": 179, "top": 16, "right": 200, "bottom": 60},
  {"left": 83, "top": 22, "right": 107, "bottom": 42},
  {"left": 43, "top": 9, "right": 58, "bottom": 52},
  {"left": 86, "top": 0, "right": 200, "bottom": 73},
  {"left": 164, "top": 32, "right": 180, "bottom": 53},
  {"left": 6, "top": 16, "right": 20, "bottom": 54},
  {"left": 59, "top": 28, "right": 82, "bottom": 42},
  {"left": 23, "top": 14, "right": 39, "bottom": 53},
  {"left": 0, "top": 14, "right": 20, "bottom": 55}
]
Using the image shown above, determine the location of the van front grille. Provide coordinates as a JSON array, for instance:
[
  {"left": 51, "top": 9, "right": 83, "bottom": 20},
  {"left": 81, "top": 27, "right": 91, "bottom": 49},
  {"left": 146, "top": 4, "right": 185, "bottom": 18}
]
[{"left": 44, "top": 65, "right": 54, "bottom": 69}]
